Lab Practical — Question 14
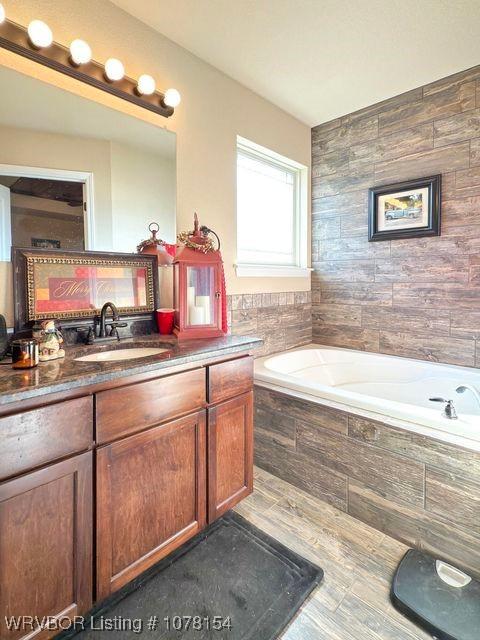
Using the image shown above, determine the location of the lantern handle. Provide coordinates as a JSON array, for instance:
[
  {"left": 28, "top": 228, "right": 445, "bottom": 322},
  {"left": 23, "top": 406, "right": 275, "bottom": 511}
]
[
  {"left": 148, "top": 222, "right": 160, "bottom": 240},
  {"left": 200, "top": 225, "right": 221, "bottom": 251}
]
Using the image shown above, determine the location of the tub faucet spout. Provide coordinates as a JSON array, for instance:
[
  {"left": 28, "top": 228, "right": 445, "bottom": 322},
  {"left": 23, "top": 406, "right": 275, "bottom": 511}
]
[{"left": 456, "top": 384, "right": 480, "bottom": 409}]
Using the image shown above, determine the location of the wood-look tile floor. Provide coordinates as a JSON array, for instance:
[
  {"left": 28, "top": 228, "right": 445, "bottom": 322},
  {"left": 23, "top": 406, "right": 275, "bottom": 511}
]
[{"left": 235, "top": 467, "right": 432, "bottom": 640}]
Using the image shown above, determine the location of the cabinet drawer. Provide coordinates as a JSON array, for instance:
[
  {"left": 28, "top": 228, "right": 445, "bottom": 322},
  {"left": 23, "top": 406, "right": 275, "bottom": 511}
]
[
  {"left": 208, "top": 356, "right": 253, "bottom": 404},
  {"left": 0, "top": 396, "right": 93, "bottom": 481},
  {"left": 96, "top": 368, "right": 206, "bottom": 444}
]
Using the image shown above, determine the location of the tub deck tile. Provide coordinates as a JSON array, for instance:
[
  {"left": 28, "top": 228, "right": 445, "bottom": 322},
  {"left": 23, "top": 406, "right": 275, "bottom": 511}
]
[
  {"left": 254, "top": 384, "right": 480, "bottom": 578},
  {"left": 348, "top": 414, "right": 480, "bottom": 481},
  {"left": 255, "top": 385, "right": 349, "bottom": 435},
  {"left": 296, "top": 420, "right": 425, "bottom": 508},
  {"left": 255, "top": 430, "right": 348, "bottom": 511}
]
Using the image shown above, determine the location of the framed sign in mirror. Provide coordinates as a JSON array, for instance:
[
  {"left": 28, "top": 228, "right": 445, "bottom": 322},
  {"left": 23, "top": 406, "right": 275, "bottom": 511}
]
[{"left": 13, "top": 248, "right": 158, "bottom": 331}]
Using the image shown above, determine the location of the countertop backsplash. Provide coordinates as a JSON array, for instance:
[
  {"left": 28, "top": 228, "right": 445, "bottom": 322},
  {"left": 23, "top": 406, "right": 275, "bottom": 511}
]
[{"left": 227, "top": 291, "right": 312, "bottom": 357}]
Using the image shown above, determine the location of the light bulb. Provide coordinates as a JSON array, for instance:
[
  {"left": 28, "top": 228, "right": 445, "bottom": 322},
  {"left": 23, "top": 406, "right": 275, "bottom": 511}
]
[
  {"left": 137, "top": 74, "right": 156, "bottom": 96},
  {"left": 104, "top": 58, "right": 125, "bottom": 82},
  {"left": 27, "top": 20, "right": 53, "bottom": 48},
  {"left": 163, "top": 88, "right": 181, "bottom": 108},
  {"left": 70, "top": 39, "right": 92, "bottom": 65},
  {"left": 0, "top": 3, "right": 5, "bottom": 24}
]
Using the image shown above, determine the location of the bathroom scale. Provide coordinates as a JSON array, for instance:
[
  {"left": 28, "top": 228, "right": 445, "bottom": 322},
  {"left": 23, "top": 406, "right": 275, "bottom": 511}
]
[{"left": 391, "top": 549, "right": 480, "bottom": 640}]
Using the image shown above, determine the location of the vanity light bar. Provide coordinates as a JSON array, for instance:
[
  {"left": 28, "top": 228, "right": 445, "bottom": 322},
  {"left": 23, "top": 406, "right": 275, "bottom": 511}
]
[{"left": 0, "top": 14, "right": 180, "bottom": 118}]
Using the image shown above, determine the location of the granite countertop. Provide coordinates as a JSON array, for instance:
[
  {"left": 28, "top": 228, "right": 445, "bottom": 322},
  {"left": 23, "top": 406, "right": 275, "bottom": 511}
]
[{"left": 0, "top": 334, "right": 262, "bottom": 407}]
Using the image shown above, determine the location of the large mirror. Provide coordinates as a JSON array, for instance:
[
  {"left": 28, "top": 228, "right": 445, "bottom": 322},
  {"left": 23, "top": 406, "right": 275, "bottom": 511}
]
[{"left": 0, "top": 64, "right": 176, "bottom": 326}]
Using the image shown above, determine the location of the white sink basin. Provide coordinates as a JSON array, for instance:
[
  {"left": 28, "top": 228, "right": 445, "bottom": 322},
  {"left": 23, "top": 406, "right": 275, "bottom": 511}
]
[{"left": 75, "top": 348, "right": 169, "bottom": 362}]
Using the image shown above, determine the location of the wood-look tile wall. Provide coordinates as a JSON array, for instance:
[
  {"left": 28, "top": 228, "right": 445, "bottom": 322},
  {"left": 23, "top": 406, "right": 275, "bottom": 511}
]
[
  {"left": 254, "top": 385, "right": 480, "bottom": 577},
  {"left": 311, "top": 65, "right": 480, "bottom": 367},
  {"left": 227, "top": 291, "right": 312, "bottom": 356}
]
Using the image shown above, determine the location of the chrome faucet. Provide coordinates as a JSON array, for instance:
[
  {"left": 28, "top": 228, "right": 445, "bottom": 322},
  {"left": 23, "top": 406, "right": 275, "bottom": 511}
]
[
  {"left": 456, "top": 384, "right": 480, "bottom": 409},
  {"left": 429, "top": 397, "right": 458, "bottom": 419}
]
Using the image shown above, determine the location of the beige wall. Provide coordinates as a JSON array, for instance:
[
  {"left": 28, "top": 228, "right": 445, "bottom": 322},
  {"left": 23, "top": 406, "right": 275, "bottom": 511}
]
[
  {"left": 0, "top": 0, "right": 311, "bottom": 328},
  {"left": 110, "top": 142, "right": 176, "bottom": 251}
]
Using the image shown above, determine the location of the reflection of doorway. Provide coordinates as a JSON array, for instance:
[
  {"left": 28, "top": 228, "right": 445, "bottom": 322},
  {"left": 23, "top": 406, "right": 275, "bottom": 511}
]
[{"left": 0, "top": 165, "right": 94, "bottom": 260}]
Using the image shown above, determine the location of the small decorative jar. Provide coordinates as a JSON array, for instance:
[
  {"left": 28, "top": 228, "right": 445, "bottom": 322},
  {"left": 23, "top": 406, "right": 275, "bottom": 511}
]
[{"left": 12, "top": 339, "right": 39, "bottom": 369}]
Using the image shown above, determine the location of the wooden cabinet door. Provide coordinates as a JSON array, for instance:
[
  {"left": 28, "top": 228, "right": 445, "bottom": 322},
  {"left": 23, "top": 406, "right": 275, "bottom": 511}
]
[
  {"left": 208, "top": 392, "right": 253, "bottom": 522},
  {"left": 0, "top": 452, "right": 93, "bottom": 640},
  {"left": 96, "top": 410, "right": 206, "bottom": 599}
]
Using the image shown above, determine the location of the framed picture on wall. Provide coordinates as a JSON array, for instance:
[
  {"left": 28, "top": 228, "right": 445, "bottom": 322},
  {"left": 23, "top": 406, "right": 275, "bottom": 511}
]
[{"left": 368, "top": 175, "right": 441, "bottom": 241}]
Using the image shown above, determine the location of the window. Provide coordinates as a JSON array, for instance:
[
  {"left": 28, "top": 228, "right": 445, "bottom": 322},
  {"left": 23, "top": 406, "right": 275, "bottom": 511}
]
[{"left": 236, "top": 136, "right": 309, "bottom": 277}]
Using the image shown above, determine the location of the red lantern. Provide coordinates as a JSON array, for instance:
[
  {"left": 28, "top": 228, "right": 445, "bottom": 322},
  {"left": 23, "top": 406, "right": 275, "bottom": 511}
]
[
  {"left": 173, "top": 214, "right": 226, "bottom": 339},
  {"left": 137, "top": 222, "right": 174, "bottom": 266}
]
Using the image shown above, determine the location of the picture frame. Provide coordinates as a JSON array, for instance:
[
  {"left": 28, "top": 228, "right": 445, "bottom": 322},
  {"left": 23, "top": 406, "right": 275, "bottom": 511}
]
[
  {"left": 31, "top": 238, "right": 61, "bottom": 249},
  {"left": 13, "top": 248, "right": 158, "bottom": 332},
  {"left": 368, "top": 175, "right": 441, "bottom": 242}
]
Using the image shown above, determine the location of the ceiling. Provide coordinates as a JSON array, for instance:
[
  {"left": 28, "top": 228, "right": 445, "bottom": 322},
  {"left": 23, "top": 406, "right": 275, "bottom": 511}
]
[{"left": 111, "top": 0, "right": 480, "bottom": 126}]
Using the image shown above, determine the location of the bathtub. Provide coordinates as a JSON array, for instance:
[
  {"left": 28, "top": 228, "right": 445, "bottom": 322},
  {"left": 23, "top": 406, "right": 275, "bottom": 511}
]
[{"left": 254, "top": 345, "right": 480, "bottom": 451}]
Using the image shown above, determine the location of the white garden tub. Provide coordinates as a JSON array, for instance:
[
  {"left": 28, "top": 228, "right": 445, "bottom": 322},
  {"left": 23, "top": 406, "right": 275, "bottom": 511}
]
[{"left": 254, "top": 345, "right": 480, "bottom": 451}]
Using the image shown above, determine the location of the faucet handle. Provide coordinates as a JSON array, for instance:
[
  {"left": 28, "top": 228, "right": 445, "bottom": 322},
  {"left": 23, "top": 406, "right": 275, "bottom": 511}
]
[
  {"left": 107, "top": 322, "right": 127, "bottom": 340},
  {"left": 429, "top": 397, "right": 458, "bottom": 420},
  {"left": 75, "top": 325, "right": 95, "bottom": 345}
]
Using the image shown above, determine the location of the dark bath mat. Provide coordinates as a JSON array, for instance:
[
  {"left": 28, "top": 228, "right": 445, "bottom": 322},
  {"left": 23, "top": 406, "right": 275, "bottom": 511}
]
[{"left": 67, "top": 511, "right": 323, "bottom": 640}]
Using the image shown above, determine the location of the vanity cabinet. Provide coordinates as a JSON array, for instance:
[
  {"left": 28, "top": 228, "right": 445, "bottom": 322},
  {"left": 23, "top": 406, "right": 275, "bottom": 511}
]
[
  {"left": 0, "top": 452, "right": 92, "bottom": 640},
  {"left": 207, "top": 392, "right": 253, "bottom": 522},
  {"left": 0, "top": 349, "right": 255, "bottom": 635},
  {"left": 96, "top": 410, "right": 207, "bottom": 599}
]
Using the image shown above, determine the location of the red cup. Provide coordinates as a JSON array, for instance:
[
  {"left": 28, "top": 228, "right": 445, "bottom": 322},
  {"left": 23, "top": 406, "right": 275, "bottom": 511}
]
[{"left": 156, "top": 308, "right": 175, "bottom": 334}]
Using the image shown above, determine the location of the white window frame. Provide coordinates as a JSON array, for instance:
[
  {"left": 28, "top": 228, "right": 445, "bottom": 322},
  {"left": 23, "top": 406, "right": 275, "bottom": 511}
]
[
  {"left": 0, "top": 164, "right": 94, "bottom": 261},
  {"left": 235, "top": 136, "right": 310, "bottom": 278}
]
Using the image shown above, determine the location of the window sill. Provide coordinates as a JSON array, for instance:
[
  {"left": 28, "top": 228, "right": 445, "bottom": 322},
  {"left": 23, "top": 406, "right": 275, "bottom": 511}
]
[{"left": 235, "top": 264, "right": 312, "bottom": 278}]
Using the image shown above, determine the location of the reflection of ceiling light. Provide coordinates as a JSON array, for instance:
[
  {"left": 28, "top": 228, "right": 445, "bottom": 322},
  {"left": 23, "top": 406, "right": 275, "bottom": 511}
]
[
  {"left": 163, "top": 88, "right": 181, "bottom": 108},
  {"left": 137, "top": 74, "right": 156, "bottom": 96},
  {"left": 28, "top": 20, "right": 53, "bottom": 48},
  {"left": 104, "top": 58, "right": 125, "bottom": 82},
  {"left": 0, "top": 4, "right": 6, "bottom": 24},
  {"left": 70, "top": 39, "right": 92, "bottom": 66}
]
